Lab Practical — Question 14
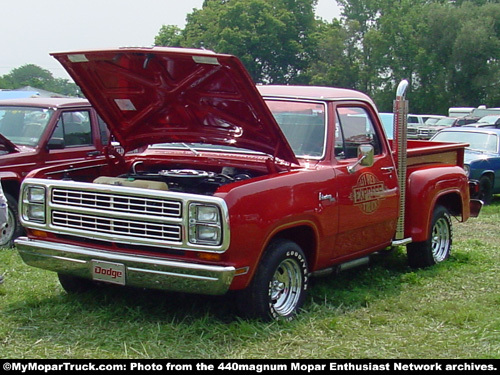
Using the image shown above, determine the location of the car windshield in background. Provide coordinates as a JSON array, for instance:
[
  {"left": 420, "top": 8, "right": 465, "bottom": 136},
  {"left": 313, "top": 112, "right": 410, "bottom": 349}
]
[
  {"left": 434, "top": 118, "right": 456, "bottom": 127},
  {"left": 0, "top": 106, "right": 54, "bottom": 147},
  {"left": 424, "top": 118, "right": 441, "bottom": 125},
  {"left": 477, "top": 115, "right": 500, "bottom": 124},
  {"left": 432, "top": 131, "right": 498, "bottom": 153},
  {"left": 266, "top": 100, "right": 326, "bottom": 158}
]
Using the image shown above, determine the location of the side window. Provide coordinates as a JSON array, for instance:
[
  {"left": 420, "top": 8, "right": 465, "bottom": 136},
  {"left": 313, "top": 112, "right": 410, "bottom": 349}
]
[
  {"left": 97, "top": 115, "right": 110, "bottom": 146},
  {"left": 50, "top": 111, "right": 92, "bottom": 147},
  {"left": 335, "top": 106, "right": 382, "bottom": 160},
  {"left": 407, "top": 116, "right": 418, "bottom": 125}
]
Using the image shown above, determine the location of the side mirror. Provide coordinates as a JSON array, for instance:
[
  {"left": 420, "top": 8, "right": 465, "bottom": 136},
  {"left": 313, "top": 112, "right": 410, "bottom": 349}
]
[
  {"left": 347, "top": 144, "right": 374, "bottom": 174},
  {"left": 47, "top": 138, "right": 65, "bottom": 150},
  {"left": 358, "top": 144, "right": 374, "bottom": 166}
]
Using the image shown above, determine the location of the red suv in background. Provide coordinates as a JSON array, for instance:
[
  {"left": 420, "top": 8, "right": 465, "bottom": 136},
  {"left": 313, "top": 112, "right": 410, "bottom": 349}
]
[{"left": 0, "top": 98, "right": 113, "bottom": 247}]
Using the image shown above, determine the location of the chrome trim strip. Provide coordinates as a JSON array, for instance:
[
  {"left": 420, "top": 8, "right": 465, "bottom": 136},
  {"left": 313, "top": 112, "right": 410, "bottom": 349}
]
[{"left": 15, "top": 237, "right": 235, "bottom": 295}]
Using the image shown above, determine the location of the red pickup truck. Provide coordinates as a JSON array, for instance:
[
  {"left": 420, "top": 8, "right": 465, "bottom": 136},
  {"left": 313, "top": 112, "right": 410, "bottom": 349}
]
[
  {"left": 0, "top": 98, "right": 112, "bottom": 247},
  {"left": 14, "top": 48, "right": 481, "bottom": 320}
]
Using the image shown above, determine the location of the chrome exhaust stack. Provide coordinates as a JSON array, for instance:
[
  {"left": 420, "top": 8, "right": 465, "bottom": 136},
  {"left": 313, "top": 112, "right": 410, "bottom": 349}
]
[{"left": 393, "top": 80, "right": 409, "bottom": 241}]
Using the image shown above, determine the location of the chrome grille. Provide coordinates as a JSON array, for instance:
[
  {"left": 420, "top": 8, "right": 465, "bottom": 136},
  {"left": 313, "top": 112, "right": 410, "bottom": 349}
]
[
  {"left": 52, "top": 188, "right": 182, "bottom": 218},
  {"left": 20, "top": 178, "right": 230, "bottom": 252},
  {"left": 52, "top": 211, "right": 182, "bottom": 242}
]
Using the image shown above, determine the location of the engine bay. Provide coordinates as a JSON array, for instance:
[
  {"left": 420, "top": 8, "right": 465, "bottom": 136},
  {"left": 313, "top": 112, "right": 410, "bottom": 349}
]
[{"left": 100, "top": 164, "right": 259, "bottom": 195}]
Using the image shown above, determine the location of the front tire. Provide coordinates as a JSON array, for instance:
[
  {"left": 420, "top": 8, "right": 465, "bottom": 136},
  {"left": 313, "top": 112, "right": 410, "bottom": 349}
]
[
  {"left": 236, "top": 239, "right": 308, "bottom": 321},
  {"left": 58, "top": 273, "right": 95, "bottom": 294},
  {"left": 0, "top": 193, "right": 24, "bottom": 248},
  {"left": 407, "top": 205, "right": 452, "bottom": 268}
]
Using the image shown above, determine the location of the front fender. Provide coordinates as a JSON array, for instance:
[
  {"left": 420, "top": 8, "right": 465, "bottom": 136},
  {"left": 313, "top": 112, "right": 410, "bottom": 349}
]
[{"left": 405, "top": 166, "right": 469, "bottom": 242}]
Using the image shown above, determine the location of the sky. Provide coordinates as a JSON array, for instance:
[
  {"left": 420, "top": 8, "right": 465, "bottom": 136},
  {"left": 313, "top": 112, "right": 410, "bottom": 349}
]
[{"left": 0, "top": 0, "right": 341, "bottom": 80}]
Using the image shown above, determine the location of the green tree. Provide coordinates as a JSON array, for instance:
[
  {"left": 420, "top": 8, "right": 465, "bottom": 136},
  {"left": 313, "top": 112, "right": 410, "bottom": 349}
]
[
  {"left": 154, "top": 25, "right": 183, "bottom": 47},
  {"left": 2, "top": 64, "right": 54, "bottom": 89},
  {"left": 155, "top": 0, "right": 319, "bottom": 83},
  {"left": 301, "top": 19, "right": 361, "bottom": 88},
  {"left": 333, "top": 0, "right": 500, "bottom": 113},
  {"left": 412, "top": 1, "right": 500, "bottom": 112},
  {"left": 1, "top": 64, "right": 79, "bottom": 97},
  {"left": 0, "top": 76, "right": 7, "bottom": 89}
]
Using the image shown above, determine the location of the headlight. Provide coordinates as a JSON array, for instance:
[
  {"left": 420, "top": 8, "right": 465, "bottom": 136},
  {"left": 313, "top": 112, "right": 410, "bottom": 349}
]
[
  {"left": 26, "top": 205, "right": 46, "bottom": 221},
  {"left": 194, "top": 205, "right": 220, "bottom": 222},
  {"left": 188, "top": 203, "right": 222, "bottom": 245},
  {"left": 464, "top": 164, "right": 470, "bottom": 177},
  {"left": 194, "top": 224, "right": 221, "bottom": 242},
  {"left": 22, "top": 185, "right": 46, "bottom": 223},
  {"left": 27, "top": 186, "right": 46, "bottom": 203}
]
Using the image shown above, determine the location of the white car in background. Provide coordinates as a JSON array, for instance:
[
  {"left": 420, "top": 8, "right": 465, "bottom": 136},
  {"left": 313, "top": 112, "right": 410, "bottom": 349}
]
[{"left": 407, "top": 114, "right": 445, "bottom": 139}]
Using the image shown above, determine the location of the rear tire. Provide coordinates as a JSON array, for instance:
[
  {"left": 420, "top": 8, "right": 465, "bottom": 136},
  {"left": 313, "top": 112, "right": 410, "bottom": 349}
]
[
  {"left": 477, "top": 176, "right": 493, "bottom": 205},
  {"left": 236, "top": 239, "right": 308, "bottom": 321},
  {"left": 407, "top": 205, "right": 452, "bottom": 268}
]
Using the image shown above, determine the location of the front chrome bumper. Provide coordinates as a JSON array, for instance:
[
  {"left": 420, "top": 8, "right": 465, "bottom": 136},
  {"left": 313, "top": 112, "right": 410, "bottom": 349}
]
[{"left": 15, "top": 237, "right": 235, "bottom": 295}]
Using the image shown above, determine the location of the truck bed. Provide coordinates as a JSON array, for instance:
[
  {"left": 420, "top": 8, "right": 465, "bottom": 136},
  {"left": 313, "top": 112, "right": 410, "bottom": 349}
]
[{"left": 389, "top": 139, "right": 467, "bottom": 168}]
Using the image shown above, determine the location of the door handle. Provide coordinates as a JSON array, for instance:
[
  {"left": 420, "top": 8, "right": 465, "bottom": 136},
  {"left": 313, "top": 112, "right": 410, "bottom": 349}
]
[
  {"left": 319, "top": 192, "right": 336, "bottom": 203},
  {"left": 381, "top": 166, "right": 395, "bottom": 174},
  {"left": 87, "top": 150, "right": 101, "bottom": 157}
]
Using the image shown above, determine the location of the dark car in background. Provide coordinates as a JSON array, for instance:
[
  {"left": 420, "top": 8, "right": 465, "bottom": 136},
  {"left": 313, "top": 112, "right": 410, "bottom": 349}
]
[
  {"left": 431, "top": 127, "right": 500, "bottom": 204},
  {"left": 465, "top": 115, "right": 500, "bottom": 129},
  {"left": 417, "top": 116, "right": 480, "bottom": 140}
]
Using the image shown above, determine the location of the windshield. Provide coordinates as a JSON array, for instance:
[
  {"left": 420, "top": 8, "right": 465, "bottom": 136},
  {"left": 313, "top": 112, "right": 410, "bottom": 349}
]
[
  {"left": 434, "top": 118, "right": 456, "bottom": 126},
  {"left": 425, "top": 118, "right": 441, "bottom": 125},
  {"left": 478, "top": 115, "right": 500, "bottom": 124},
  {"left": 153, "top": 100, "right": 327, "bottom": 159},
  {"left": 433, "top": 131, "right": 498, "bottom": 153},
  {"left": 0, "top": 106, "right": 54, "bottom": 146},
  {"left": 266, "top": 100, "right": 326, "bottom": 158}
]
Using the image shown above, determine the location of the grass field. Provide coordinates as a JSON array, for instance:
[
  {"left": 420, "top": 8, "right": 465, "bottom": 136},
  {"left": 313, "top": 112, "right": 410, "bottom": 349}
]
[{"left": 1, "top": 199, "right": 499, "bottom": 359}]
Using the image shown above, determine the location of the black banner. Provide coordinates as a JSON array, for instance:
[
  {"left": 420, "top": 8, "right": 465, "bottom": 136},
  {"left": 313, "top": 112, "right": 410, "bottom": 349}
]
[{"left": 1, "top": 359, "right": 498, "bottom": 374}]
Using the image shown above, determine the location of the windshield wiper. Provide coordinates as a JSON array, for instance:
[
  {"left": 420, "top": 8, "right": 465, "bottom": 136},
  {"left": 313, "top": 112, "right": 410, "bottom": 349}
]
[{"left": 182, "top": 142, "right": 200, "bottom": 156}]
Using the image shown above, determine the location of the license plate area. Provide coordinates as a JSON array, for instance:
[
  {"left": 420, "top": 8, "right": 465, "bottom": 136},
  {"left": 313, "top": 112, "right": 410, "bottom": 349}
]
[{"left": 91, "top": 260, "right": 126, "bottom": 285}]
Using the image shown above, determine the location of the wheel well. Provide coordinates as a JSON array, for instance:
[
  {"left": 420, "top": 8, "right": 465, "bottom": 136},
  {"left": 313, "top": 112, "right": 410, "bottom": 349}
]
[
  {"left": 273, "top": 225, "right": 317, "bottom": 268},
  {"left": 435, "top": 192, "right": 462, "bottom": 218},
  {"left": 1, "top": 179, "right": 20, "bottom": 201},
  {"left": 480, "top": 172, "right": 494, "bottom": 186}
]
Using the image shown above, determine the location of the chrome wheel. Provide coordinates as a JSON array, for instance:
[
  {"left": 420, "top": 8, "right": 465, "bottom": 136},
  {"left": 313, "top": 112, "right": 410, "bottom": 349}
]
[
  {"left": 0, "top": 210, "right": 15, "bottom": 247},
  {"left": 431, "top": 216, "right": 451, "bottom": 263},
  {"left": 270, "top": 258, "right": 303, "bottom": 317},
  {"left": 407, "top": 205, "right": 452, "bottom": 268},
  {"left": 236, "top": 239, "right": 308, "bottom": 321},
  {"left": 0, "top": 194, "right": 23, "bottom": 248}
]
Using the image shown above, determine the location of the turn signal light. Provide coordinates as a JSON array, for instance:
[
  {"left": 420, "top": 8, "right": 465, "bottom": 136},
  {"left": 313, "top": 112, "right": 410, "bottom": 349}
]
[{"left": 197, "top": 252, "right": 222, "bottom": 262}]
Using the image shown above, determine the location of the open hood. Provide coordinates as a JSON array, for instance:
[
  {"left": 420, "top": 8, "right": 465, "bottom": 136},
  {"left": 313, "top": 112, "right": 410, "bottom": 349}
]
[
  {"left": 51, "top": 47, "right": 298, "bottom": 164},
  {"left": 0, "top": 133, "right": 20, "bottom": 154}
]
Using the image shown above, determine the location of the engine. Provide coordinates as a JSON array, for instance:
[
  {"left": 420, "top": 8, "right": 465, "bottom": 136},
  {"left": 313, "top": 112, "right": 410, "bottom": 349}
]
[{"left": 95, "top": 166, "right": 255, "bottom": 195}]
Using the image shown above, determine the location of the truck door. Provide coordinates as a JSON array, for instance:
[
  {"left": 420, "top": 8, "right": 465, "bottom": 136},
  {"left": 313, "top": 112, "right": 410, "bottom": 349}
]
[
  {"left": 43, "top": 109, "right": 102, "bottom": 166},
  {"left": 332, "top": 105, "right": 399, "bottom": 259}
]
